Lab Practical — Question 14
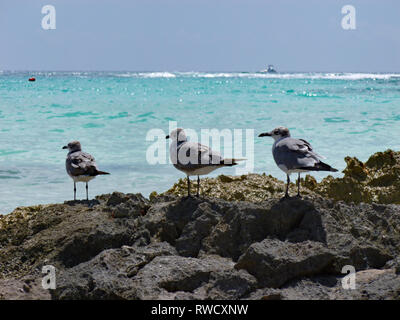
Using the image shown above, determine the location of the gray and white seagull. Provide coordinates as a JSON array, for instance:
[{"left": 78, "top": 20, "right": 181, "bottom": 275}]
[
  {"left": 63, "top": 141, "right": 110, "bottom": 201},
  {"left": 166, "top": 128, "right": 245, "bottom": 197},
  {"left": 258, "top": 126, "right": 338, "bottom": 198}
]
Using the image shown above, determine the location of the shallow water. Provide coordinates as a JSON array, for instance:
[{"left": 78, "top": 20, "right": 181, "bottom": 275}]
[{"left": 1, "top": 71, "right": 400, "bottom": 214}]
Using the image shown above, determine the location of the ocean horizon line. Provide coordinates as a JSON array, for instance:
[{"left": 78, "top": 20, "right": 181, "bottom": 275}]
[
  {"left": 2, "top": 70, "right": 400, "bottom": 74},
  {"left": 2, "top": 70, "right": 400, "bottom": 80}
]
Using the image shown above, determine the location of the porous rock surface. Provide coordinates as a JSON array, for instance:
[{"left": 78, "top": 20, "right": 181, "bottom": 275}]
[{"left": 1, "top": 186, "right": 399, "bottom": 300}]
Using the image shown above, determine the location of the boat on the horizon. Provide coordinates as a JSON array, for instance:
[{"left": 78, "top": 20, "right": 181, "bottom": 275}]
[{"left": 260, "top": 64, "right": 277, "bottom": 73}]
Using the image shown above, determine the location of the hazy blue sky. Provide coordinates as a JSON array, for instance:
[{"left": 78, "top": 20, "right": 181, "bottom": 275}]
[{"left": 1, "top": 0, "right": 399, "bottom": 72}]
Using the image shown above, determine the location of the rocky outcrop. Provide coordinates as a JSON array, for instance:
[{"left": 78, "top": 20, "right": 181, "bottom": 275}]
[
  {"left": 235, "top": 239, "right": 334, "bottom": 288},
  {"left": 248, "top": 268, "right": 400, "bottom": 300},
  {"left": 309, "top": 150, "right": 400, "bottom": 204},
  {"left": 164, "top": 149, "right": 400, "bottom": 205},
  {"left": 1, "top": 187, "right": 399, "bottom": 300}
]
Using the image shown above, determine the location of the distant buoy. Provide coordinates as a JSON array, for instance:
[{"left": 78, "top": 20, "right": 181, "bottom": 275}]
[{"left": 28, "top": 77, "right": 36, "bottom": 82}]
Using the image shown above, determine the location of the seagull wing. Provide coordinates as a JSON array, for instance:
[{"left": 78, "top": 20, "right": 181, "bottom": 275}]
[
  {"left": 197, "top": 142, "right": 224, "bottom": 165},
  {"left": 297, "top": 139, "right": 326, "bottom": 159},
  {"left": 67, "top": 151, "right": 99, "bottom": 176},
  {"left": 274, "top": 138, "right": 321, "bottom": 170},
  {"left": 176, "top": 141, "right": 223, "bottom": 168},
  {"left": 286, "top": 138, "right": 326, "bottom": 160}
]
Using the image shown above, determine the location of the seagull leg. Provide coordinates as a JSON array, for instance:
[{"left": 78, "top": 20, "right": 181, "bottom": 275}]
[
  {"left": 285, "top": 174, "right": 290, "bottom": 198},
  {"left": 197, "top": 175, "right": 200, "bottom": 197},
  {"left": 296, "top": 173, "right": 301, "bottom": 197},
  {"left": 187, "top": 176, "right": 191, "bottom": 197},
  {"left": 86, "top": 182, "right": 89, "bottom": 201},
  {"left": 74, "top": 182, "right": 76, "bottom": 201}
]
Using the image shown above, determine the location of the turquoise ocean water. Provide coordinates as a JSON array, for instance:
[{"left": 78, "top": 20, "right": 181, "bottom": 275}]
[{"left": 1, "top": 71, "right": 400, "bottom": 214}]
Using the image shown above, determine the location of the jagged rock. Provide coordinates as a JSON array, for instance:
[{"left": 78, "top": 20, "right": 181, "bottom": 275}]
[
  {"left": 97, "top": 192, "right": 150, "bottom": 218},
  {"left": 52, "top": 242, "right": 177, "bottom": 300},
  {"left": 0, "top": 158, "right": 400, "bottom": 301},
  {"left": 204, "top": 268, "right": 257, "bottom": 300},
  {"left": 0, "top": 194, "right": 149, "bottom": 279},
  {"left": 235, "top": 239, "right": 334, "bottom": 288},
  {"left": 201, "top": 198, "right": 318, "bottom": 260},
  {"left": 0, "top": 277, "right": 51, "bottom": 300},
  {"left": 166, "top": 149, "right": 400, "bottom": 205},
  {"left": 248, "top": 269, "right": 400, "bottom": 300},
  {"left": 166, "top": 173, "right": 297, "bottom": 202},
  {"left": 126, "top": 255, "right": 256, "bottom": 300},
  {"left": 384, "top": 258, "right": 400, "bottom": 274},
  {"left": 331, "top": 269, "right": 400, "bottom": 299},
  {"left": 175, "top": 202, "right": 222, "bottom": 257},
  {"left": 247, "top": 276, "right": 338, "bottom": 300}
]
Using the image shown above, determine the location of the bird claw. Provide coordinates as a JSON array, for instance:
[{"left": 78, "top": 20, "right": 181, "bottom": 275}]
[{"left": 280, "top": 194, "right": 290, "bottom": 202}]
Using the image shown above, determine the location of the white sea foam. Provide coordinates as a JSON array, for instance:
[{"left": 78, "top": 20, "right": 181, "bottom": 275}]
[
  {"left": 112, "top": 72, "right": 176, "bottom": 78},
  {"left": 175, "top": 72, "right": 400, "bottom": 80},
  {"left": 6, "top": 71, "right": 400, "bottom": 80},
  {"left": 140, "top": 72, "right": 176, "bottom": 78},
  {"left": 113, "top": 71, "right": 400, "bottom": 80}
]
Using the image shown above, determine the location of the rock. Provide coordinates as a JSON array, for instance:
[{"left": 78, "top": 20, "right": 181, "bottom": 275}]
[
  {"left": 218, "top": 175, "right": 234, "bottom": 183},
  {"left": 53, "top": 250, "right": 256, "bottom": 300},
  {"left": 52, "top": 242, "right": 177, "bottom": 300},
  {"left": 201, "top": 198, "right": 318, "bottom": 260},
  {"left": 0, "top": 277, "right": 51, "bottom": 300},
  {"left": 175, "top": 202, "right": 222, "bottom": 257},
  {"left": 127, "top": 255, "right": 256, "bottom": 300},
  {"left": 165, "top": 149, "right": 400, "bottom": 205},
  {"left": 311, "top": 150, "right": 400, "bottom": 204},
  {"left": 248, "top": 276, "right": 338, "bottom": 300},
  {"left": 235, "top": 239, "right": 334, "bottom": 288},
  {"left": 97, "top": 192, "right": 150, "bottom": 218},
  {"left": 249, "top": 269, "right": 400, "bottom": 300},
  {"left": 0, "top": 194, "right": 149, "bottom": 279},
  {"left": 384, "top": 258, "right": 400, "bottom": 274},
  {"left": 204, "top": 268, "right": 257, "bottom": 300},
  {"left": 1, "top": 152, "right": 400, "bottom": 300},
  {"left": 165, "top": 174, "right": 294, "bottom": 202},
  {"left": 331, "top": 269, "right": 400, "bottom": 300}
]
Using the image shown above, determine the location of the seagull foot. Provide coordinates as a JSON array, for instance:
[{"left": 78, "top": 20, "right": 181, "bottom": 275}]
[
  {"left": 64, "top": 199, "right": 100, "bottom": 207},
  {"left": 280, "top": 195, "right": 290, "bottom": 202}
]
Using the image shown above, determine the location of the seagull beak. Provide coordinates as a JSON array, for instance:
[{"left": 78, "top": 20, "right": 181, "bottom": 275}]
[
  {"left": 258, "top": 132, "right": 271, "bottom": 137},
  {"left": 166, "top": 135, "right": 170, "bottom": 139},
  {"left": 62, "top": 146, "right": 68, "bottom": 149}
]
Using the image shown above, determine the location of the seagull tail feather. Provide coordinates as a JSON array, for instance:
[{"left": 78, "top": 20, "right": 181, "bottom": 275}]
[
  {"left": 299, "top": 161, "right": 338, "bottom": 172},
  {"left": 221, "top": 158, "right": 246, "bottom": 166},
  {"left": 96, "top": 170, "right": 110, "bottom": 175}
]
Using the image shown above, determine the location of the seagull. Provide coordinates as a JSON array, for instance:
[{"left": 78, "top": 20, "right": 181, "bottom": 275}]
[
  {"left": 258, "top": 126, "right": 338, "bottom": 198},
  {"left": 166, "top": 128, "right": 245, "bottom": 197},
  {"left": 62, "top": 141, "right": 110, "bottom": 201}
]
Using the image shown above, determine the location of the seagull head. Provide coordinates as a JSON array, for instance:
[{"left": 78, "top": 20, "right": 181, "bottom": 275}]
[
  {"left": 258, "top": 126, "right": 290, "bottom": 141},
  {"left": 166, "top": 128, "right": 187, "bottom": 142},
  {"left": 62, "top": 140, "right": 82, "bottom": 152}
]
